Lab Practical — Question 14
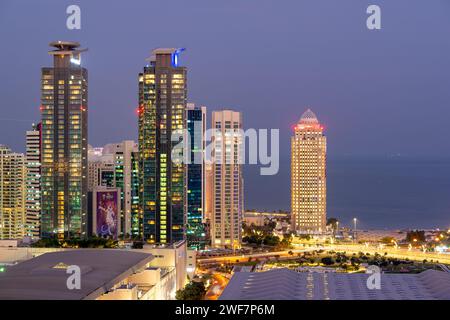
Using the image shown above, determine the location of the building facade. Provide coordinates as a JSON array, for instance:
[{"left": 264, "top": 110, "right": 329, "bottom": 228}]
[
  {"left": 103, "top": 141, "right": 140, "bottom": 237},
  {"left": 25, "top": 123, "right": 41, "bottom": 239},
  {"left": 87, "top": 155, "right": 115, "bottom": 191},
  {"left": 138, "top": 48, "right": 187, "bottom": 244},
  {"left": 88, "top": 141, "right": 140, "bottom": 238},
  {"left": 0, "top": 146, "right": 26, "bottom": 240},
  {"left": 186, "top": 104, "right": 207, "bottom": 249},
  {"left": 40, "top": 41, "right": 88, "bottom": 239},
  {"left": 291, "top": 109, "right": 327, "bottom": 234},
  {"left": 211, "top": 110, "right": 244, "bottom": 248}
]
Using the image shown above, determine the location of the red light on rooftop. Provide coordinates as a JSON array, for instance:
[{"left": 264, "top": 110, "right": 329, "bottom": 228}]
[{"left": 39, "top": 105, "right": 44, "bottom": 112}]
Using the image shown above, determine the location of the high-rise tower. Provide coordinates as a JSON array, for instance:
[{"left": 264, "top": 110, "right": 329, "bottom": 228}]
[
  {"left": 40, "top": 41, "right": 88, "bottom": 239},
  {"left": 211, "top": 110, "right": 244, "bottom": 248},
  {"left": 291, "top": 109, "right": 327, "bottom": 234},
  {"left": 0, "top": 146, "right": 26, "bottom": 240},
  {"left": 186, "top": 103, "right": 206, "bottom": 249},
  {"left": 138, "top": 48, "right": 187, "bottom": 244},
  {"left": 25, "top": 123, "right": 41, "bottom": 239}
]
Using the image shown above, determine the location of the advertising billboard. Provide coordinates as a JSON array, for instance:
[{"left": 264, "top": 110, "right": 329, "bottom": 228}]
[{"left": 95, "top": 190, "right": 119, "bottom": 239}]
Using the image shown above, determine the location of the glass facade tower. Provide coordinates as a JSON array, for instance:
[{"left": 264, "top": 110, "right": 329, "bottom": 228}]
[
  {"left": 40, "top": 41, "right": 88, "bottom": 239},
  {"left": 186, "top": 104, "right": 206, "bottom": 249},
  {"left": 138, "top": 48, "right": 187, "bottom": 244}
]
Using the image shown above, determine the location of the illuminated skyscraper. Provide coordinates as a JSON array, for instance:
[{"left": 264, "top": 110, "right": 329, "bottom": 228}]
[
  {"left": 40, "top": 41, "right": 88, "bottom": 239},
  {"left": 211, "top": 110, "right": 243, "bottom": 248},
  {"left": 138, "top": 48, "right": 187, "bottom": 244},
  {"left": 186, "top": 103, "right": 206, "bottom": 249},
  {"left": 0, "top": 146, "right": 26, "bottom": 240},
  {"left": 25, "top": 123, "right": 41, "bottom": 239},
  {"left": 291, "top": 109, "right": 327, "bottom": 234}
]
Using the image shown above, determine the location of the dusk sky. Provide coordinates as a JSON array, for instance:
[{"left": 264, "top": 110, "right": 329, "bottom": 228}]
[{"left": 1, "top": 1, "right": 450, "bottom": 225}]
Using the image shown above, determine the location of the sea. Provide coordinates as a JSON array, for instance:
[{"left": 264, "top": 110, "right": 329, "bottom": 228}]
[{"left": 244, "top": 156, "right": 450, "bottom": 230}]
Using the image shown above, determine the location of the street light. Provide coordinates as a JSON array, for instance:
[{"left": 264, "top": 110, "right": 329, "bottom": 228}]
[
  {"left": 391, "top": 239, "right": 398, "bottom": 249},
  {"left": 353, "top": 218, "right": 357, "bottom": 242}
]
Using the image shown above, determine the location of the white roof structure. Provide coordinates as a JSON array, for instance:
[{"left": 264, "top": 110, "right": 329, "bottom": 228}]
[
  {"left": 219, "top": 268, "right": 450, "bottom": 300},
  {"left": 0, "top": 250, "right": 153, "bottom": 300}
]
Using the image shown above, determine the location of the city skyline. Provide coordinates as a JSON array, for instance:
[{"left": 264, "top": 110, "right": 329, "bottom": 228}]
[
  {"left": 2, "top": 1, "right": 450, "bottom": 304},
  {"left": 1, "top": 1, "right": 450, "bottom": 230}
]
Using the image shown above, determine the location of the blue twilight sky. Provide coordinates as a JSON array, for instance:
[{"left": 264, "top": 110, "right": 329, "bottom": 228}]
[{"left": 1, "top": 1, "right": 450, "bottom": 224}]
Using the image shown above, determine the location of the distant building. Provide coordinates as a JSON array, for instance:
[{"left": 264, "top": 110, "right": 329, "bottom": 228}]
[
  {"left": 355, "top": 229, "right": 405, "bottom": 243},
  {"left": 87, "top": 147, "right": 114, "bottom": 191},
  {"left": 88, "top": 141, "right": 140, "bottom": 238},
  {"left": 243, "top": 211, "right": 290, "bottom": 227},
  {"left": 25, "top": 123, "right": 41, "bottom": 239},
  {"left": 211, "top": 110, "right": 244, "bottom": 249},
  {"left": 0, "top": 146, "right": 26, "bottom": 240},
  {"left": 40, "top": 41, "right": 88, "bottom": 239},
  {"left": 186, "top": 103, "right": 207, "bottom": 249},
  {"left": 291, "top": 109, "right": 326, "bottom": 234},
  {"left": 138, "top": 48, "right": 187, "bottom": 244}
]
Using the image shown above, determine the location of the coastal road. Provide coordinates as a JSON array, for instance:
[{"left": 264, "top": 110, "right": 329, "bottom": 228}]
[{"left": 197, "top": 244, "right": 450, "bottom": 265}]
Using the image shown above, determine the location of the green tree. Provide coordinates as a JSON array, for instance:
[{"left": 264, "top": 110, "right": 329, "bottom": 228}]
[
  {"left": 326, "top": 218, "right": 339, "bottom": 231},
  {"left": 380, "top": 236, "right": 395, "bottom": 244},
  {"left": 406, "top": 230, "right": 426, "bottom": 243},
  {"left": 176, "top": 281, "right": 206, "bottom": 300},
  {"left": 321, "top": 256, "right": 335, "bottom": 266},
  {"left": 263, "top": 235, "right": 280, "bottom": 246}
]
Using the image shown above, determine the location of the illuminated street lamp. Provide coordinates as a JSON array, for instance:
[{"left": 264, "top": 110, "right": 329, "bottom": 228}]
[
  {"left": 353, "top": 218, "right": 357, "bottom": 242},
  {"left": 391, "top": 239, "right": 398, "bottom": 249}
]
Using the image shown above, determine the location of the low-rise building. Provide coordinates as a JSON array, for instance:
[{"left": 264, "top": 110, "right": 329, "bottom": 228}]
[
  {"left": 0, "top": 249, "right": 177, "bottom": 300},
  {"left": 0, "top": 240, "right": 192, "bottom": 298},
  {"left": 220, "top": 268, "right": 450, "bottom": 300}
]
